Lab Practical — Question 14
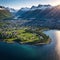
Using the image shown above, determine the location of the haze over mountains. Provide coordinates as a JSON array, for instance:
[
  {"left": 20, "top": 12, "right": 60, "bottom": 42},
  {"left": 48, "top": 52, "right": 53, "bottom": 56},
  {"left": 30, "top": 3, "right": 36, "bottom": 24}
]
[
  {"left": 15, "top": 4, "right": 60, "bottom": 29},
  {"left": 1, "top": 4, "right": 60, "bottom": 20},
  {"left": 16, "top": 4, "right": 52, "bottom": 18},
  {"left": 16, "top": 4, "right": 60, "bottom": 20},
  {"left": 0, "top": 4, "right": 60, "bottom": 29}
]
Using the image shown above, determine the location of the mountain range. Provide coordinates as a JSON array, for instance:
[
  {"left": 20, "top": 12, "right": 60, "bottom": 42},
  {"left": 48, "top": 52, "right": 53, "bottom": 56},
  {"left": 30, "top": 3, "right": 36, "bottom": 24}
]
[
  {"left": 0, "top": 4, "right": 60, "bottom": 29},
  {"left": 0, "top": 6, "right": 17, "bottom": 20},
  {"left": 15, "top": 4, "right": 60, "bottom": 29},
  {"left": 1, "top": 4, "right": 60, "bottom": 20},
  {"left": 16, "top": 4, "right": 60, "bottom": 20}
]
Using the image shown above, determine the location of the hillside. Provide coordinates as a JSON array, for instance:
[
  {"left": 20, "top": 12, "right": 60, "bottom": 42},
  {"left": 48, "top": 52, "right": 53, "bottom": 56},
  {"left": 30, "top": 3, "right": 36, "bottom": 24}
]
[
  {"left": 0, "top": 6, "right": 12, "bottom": 20},
  {"left": 16, "top": 5, "right": 60, "bottom": 20}
]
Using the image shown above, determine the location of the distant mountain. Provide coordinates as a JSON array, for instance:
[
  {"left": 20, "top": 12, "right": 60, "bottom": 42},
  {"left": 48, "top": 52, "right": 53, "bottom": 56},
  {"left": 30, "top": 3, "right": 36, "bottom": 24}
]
[
  {"left": 30, "top": 4, "right": 52, "bottom": 10},
  {"left": 16, "top": 4, "right": 53, "bottom": 19},
  {"left": 18, "top": 5, "right": 60, "bottom": 29},
  {"left": 6, "top": 7, "right": 16, "bottom": 12},
  {"left": 20, "top": 7, "right": 30, "bottom": 11},
  {"left": 44, "top": 5, "right": 60, "bottom": 19},
  {"left": 17, "top": 5, "right": 60, "bottom": 20},
  {"left": 0, "top": 6, "right": 12, "bottom": 20},
  {"left": 15, "top": 7, "right": 30, "bottom": 18}
]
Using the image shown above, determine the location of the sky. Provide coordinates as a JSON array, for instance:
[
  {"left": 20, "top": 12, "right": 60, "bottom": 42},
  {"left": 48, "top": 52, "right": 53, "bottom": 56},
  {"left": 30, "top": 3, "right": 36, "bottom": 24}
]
[{"left": 0, "top": 0, "right": 60, "bottom": 9}]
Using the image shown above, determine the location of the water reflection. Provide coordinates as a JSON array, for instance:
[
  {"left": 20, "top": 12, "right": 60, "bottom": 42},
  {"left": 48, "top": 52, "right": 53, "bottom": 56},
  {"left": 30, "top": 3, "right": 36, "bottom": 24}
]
[
  {"left": 55, "top": 31, "right": 60, "bottom": 60},
  {"left": 44, "top": 30, "right": 60, "bottom": 60},
  {"left": 0, "top": 30, "right": 60, "bottom": 60}
]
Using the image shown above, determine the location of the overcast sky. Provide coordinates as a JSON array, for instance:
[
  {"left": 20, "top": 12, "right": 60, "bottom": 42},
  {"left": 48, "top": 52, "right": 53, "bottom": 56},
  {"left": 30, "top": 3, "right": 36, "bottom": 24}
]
[{"left": 0, "top": 0, "right": 60, "bottom": 9}]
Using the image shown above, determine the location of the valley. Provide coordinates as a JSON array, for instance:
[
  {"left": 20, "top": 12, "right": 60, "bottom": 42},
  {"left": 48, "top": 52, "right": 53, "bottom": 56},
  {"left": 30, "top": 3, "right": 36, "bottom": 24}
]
[
  {"left": 0, "top": 1, "right": 60, "bottom": 60},
  {"left": 0, "top": 4, "right": 60, "bottom": 45},
  {"left": 0, "top": 19, "right": 50, "bottom": 45}
]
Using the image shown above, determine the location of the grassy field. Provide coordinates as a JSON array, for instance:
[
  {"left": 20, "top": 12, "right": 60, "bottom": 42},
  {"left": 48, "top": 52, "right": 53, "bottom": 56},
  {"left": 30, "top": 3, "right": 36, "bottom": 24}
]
[
  {"left": 0, "top": 27, "right": 50, "bottom": 45},
  {"left": 2, "top": 28, "right": 40, "bottom": 43}
]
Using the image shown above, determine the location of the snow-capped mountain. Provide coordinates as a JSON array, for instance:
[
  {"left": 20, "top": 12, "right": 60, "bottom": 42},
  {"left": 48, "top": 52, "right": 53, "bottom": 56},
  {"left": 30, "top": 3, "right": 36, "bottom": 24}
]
[
  {"left": 17, "top": 4, "right": 52, "bottom": 12},
  {"left": 0, "top": 6, "right": 17, "bottom": 13},
  {"left": 0, "top": 6, "right": 6, "bottom": 10},
  {"left": 19, "top": 5, "right": 60, "bottom": 20},
  {"left": 6, "top": 7, "right": 17, "bottom": 13},
  {"left": 31, "top": 4, "right": 52, "bottom": 10},
  {"left": 20, "top": 7, "right": 30, "bottom": 11},
  {"left": 15, "top": 7, "right": 30, "bottom": 18},
  {"left": 30, "top": 6, "right": 37, "bottom": 10},
  {"left": 16, "top": 4, "right": 53, "bottom": 18}
]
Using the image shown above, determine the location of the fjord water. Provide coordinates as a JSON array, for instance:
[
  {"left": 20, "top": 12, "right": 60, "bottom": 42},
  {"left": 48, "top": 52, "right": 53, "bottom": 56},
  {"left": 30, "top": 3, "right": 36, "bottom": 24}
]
[{"left": 0, "top": 30, "right": 60, "bottom": 60}]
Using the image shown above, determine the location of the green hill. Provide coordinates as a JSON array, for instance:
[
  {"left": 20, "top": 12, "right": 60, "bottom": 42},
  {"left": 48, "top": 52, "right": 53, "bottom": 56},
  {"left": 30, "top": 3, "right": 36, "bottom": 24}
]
[{"left": 0, "top": 9, "right": 12, "bottom": 20}]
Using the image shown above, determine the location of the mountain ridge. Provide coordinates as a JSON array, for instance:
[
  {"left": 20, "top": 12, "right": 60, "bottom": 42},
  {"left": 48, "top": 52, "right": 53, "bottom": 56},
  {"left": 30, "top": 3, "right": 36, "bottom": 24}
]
[
  {"left": 0, "top": 6, "right": 12, "bottom": 20},
  {"left": 16, "top": 4, "right": 60, "bottom": 20}
]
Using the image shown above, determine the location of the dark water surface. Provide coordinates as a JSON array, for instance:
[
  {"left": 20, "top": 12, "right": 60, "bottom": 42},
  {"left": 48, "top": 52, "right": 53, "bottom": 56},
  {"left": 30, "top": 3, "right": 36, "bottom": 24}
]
[{"left": 0, "top": 30, "right": 60, "bottom": 60}]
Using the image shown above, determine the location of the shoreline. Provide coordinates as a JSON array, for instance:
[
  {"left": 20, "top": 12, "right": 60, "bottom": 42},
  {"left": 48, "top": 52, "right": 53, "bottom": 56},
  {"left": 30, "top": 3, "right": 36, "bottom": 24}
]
[
  {"left": 34, "top": 38, "right": 51, "bottom": 46},
  {"left": 16, "top": 37, "right": 51, "bottom": 46},
  {"left": 0, "top": 29, "right": 51, "bottom": 46},
  {"left": 0, "top": 38, "right": 51, "bottom": 46}
]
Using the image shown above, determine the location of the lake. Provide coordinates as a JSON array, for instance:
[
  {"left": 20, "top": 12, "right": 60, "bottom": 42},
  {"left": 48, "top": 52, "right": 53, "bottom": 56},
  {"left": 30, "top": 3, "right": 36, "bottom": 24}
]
[{"left": 0, "top": 30, "right": 60, "bottom": 60}]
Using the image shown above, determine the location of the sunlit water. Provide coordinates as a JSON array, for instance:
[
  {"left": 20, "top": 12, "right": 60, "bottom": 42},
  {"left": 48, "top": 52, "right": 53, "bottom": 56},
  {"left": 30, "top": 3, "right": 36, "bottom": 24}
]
[
  {"left": 0, "top": 30, "right": 60, "bottom": 60},
  {"left": 54, "top": 31, "right": 60, "bottom": 60},
  {"left": 44, "top": 30, "right": 60, "bottom": 60}
]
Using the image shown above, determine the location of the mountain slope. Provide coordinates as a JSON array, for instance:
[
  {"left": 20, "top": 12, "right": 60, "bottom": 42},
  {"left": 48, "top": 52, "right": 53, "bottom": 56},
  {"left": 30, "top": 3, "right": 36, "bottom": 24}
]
[
  {"left": 17, "top": 5, "right": 60, "bottom": 20},
  {"left": 0, "top": 6, "right": 12, "bottom": 20},
  {"left": 16, "top": 4, "right": 52, "bottom": 19},
  {"left": 15, "top": 8, "right": 30, "bottom": 18}
]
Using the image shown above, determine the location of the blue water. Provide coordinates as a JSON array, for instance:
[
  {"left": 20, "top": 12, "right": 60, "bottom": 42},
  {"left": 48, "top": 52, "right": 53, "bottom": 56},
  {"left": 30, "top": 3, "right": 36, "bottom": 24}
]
[{"left": 0, "top": 30, "right": 60, "bottom": 60}]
